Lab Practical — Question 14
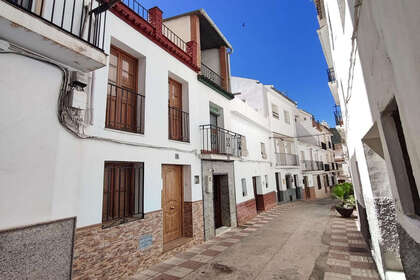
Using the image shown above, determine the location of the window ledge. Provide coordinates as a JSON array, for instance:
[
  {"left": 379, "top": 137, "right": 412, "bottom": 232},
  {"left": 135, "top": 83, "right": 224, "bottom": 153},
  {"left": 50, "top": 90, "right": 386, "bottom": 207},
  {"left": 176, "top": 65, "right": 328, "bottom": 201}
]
[
  {"left": 102, "top": 215, "right": 144, "bottom": 229},
  {"left": 104, "top": 128, "right": 145, "bottom": 137}
]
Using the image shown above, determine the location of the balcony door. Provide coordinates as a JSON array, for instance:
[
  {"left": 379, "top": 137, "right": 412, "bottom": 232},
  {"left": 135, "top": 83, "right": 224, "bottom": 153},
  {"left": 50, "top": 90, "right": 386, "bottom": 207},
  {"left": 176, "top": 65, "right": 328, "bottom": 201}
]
[
  {"left": 106, "top": 46, "right": 138, "bottom": 132},
  {"left": 210, "top": 112, "right": 220, "bottom": 153},
  {"left": 168, "top": 78, "right": 183, "bottom": 140}
]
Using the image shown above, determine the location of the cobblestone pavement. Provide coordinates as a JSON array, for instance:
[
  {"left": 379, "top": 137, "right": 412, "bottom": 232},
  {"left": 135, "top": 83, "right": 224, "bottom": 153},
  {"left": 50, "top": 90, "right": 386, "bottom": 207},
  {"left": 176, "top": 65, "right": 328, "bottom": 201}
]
[{"left": 129, "top": 200, "right": 380, "bottom": 280}]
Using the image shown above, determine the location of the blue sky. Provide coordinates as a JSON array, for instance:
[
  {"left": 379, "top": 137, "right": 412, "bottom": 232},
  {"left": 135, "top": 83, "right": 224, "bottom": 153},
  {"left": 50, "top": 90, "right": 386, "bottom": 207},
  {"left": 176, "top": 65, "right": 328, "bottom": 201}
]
[{"left": 140, "top": 0, "right": 335, "bottom": 126}]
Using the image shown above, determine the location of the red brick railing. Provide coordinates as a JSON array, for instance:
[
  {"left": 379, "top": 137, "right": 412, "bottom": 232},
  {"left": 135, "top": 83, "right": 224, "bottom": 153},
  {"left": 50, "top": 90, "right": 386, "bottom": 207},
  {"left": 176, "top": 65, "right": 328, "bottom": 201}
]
[{"left": 111, "top": 2, "right": 199, "bottom": 71}]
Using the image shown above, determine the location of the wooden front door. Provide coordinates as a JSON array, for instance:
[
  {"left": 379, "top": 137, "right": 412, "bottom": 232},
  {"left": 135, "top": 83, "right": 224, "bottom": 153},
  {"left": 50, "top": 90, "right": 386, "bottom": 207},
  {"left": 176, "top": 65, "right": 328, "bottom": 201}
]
[
  {"left": 162, "top": 165, "right": 183, "bottom": 244},
  {"left": 213, "top": 176, "right": 222, "bottom": 229},
  {"left": 168, "top": 78, "right": 183, "bottom": 140},
  {"left": 107, "top": 46, "right": 138, "bottom": 132}
]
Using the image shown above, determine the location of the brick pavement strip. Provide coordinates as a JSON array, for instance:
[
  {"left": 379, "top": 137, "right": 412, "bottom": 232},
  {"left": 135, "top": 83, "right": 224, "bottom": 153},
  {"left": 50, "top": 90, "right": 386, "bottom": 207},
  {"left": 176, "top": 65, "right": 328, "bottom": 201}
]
[
  {"left": 128, "top": 202, "right": 380, "bottom": 280},
  {"left": 324, "top": 216, "right": 380, "bottom": 280}
]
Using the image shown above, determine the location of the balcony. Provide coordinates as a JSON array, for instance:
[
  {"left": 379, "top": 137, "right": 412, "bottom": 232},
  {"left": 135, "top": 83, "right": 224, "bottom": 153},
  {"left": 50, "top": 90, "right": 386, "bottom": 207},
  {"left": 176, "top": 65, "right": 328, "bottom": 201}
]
[
  {"left": 317, "top": 161, "right": 324, "bottom": 170},
  {"left": 0, "top": 0, "right": 107, "bottom": 72},
  {"left": 327, "top": 68, "right": 336, "bottom": 82},
  {"left": 110, "top": 1, "right": 198, "bottom": 71},
  {"left": 200, "top": 124, "right": 242, "bottom": 158},
  {"left": 198, "top": 63, "right": 233, "bottom": 99},
  {"left": 200, "top": 63, "right": 224, "bottom": 88},
  {"left": 324, "top": 163, "right": 331, "bottom": 171},
  {"left": 276, "top": 153, "right": 299, "bottom": 166},
  {"left": 301, "top": 160, "right": 325, "bottom": 171},
  {"left": 169, "top": 106, "right": 190, "bottom": 142},
  {"left": 105, "top": 83, "right": 145, "bottom": 134},
  {"left": 334, "top": 105, "right": 343, "bottom": 126}
]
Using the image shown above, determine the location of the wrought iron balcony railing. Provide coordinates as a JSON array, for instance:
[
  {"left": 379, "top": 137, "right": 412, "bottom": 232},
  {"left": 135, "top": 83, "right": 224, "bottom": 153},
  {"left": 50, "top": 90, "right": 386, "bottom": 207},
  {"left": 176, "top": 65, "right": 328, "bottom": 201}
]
[
  {"left": 327, "top": 68, "right": 336, "bottom": 83},
  {"left": 168, "top": 106, "right": 190, "bottom": 142},
  {"left": 199, "top": 63, "right": 224, "bottom": 89},
  {"left": 105, "top": 83, "right": 145, "bottom": 133},
  {"left": 334, "top": 105, "right": 343, "bottom": 126},
  {"left": 316, "top": 161, "right": 325, "bottom": 170},
  {"left": 5, "top": 0, "right": 107, "bottom": 50},
  {"left": 276, "top": 153, "right": 299, "bottom": 166},
  {"left": 301, "top": 160, "right": 325, "bottom": 171},
  {"left": 121, "top": 0, "right": 149, "bottom": 21},
  {"left": 200, "top": 124, "right": 242, "bottom": 157},
  {"left": 162, "top": 23, "right": 188, "bottom": 52}
]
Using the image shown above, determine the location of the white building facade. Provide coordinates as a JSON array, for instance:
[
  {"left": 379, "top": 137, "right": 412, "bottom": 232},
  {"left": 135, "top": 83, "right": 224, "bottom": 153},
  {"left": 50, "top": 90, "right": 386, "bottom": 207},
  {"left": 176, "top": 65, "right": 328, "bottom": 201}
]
[{"left": 314, "top": 0, "right": 420, "bottom": 279}]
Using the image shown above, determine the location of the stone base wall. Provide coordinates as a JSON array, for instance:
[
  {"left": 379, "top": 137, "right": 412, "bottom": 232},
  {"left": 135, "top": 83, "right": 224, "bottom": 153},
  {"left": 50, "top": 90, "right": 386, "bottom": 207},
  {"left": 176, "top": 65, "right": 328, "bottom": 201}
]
[
  {"left": 314, "top": 186, "right": 331, "bottom": 199},
  {"left": 296, "top": 187, "right": 303, "bottom": 199},
  {"left": 236, "top": 198, "right": 258, "bottom": 225},
  {"left": 256, "top": 191, "right": 277, "bottom": 211},
  {"left": 303, "top": 187, "right": 316, "bottom": 200},
  {"left": 357, "top": 202, "right": 371, "bottom": 249},
  {"left": 278, "top": 189, "right": 297, "bottom": 202},
  {"left": 398, "top": 223, "right": 420, "bottom": 280},
  {"left": 190, "top": 200, "right": 205, "bottom": 241},
  {"left": 72, "top": 202, "right": 204, "bottom": 280},
  {"left": 0, "top": 217, "right": 75, "bottom": 280}
]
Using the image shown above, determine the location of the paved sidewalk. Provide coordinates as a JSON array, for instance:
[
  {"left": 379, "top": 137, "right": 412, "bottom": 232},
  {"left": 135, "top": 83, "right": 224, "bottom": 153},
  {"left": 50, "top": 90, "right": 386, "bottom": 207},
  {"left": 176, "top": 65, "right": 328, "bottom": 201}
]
[
  {"left": 128, "top": 200, "right": 380, "bottom": 280},
  {"left": 323, "top": 215, "right": 380, "bottom": 280},
  {"left": 129, "top": 202, "right": 301, "bottom": 280}
]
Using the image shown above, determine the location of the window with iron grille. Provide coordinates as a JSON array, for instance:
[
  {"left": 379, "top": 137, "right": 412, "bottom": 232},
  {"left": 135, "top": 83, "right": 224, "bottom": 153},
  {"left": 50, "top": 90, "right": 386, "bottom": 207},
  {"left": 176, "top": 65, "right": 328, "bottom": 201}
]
[{"left": 102, "top": 162, "right": 144, "bottom": 228}]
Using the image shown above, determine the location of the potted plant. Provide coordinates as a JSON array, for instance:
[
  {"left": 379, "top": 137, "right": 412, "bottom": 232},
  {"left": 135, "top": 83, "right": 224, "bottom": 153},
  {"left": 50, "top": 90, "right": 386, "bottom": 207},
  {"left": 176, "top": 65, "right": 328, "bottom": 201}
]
[{"left": 332, "top": 182, "right": 355, "bottom": 218}]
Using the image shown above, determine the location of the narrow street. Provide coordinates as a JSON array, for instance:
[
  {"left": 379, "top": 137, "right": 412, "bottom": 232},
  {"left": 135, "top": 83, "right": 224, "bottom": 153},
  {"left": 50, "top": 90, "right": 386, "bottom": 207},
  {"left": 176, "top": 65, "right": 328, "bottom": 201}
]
[{"left": 130, "top": 199, "right": 379, "bottom": 280}]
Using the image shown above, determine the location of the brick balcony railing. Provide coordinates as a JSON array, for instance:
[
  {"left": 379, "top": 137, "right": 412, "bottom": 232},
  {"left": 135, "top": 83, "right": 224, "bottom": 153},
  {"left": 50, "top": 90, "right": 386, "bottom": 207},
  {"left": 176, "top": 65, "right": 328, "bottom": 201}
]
[{"left": 111, "top": 1, "right": 199, "bottom": 71}]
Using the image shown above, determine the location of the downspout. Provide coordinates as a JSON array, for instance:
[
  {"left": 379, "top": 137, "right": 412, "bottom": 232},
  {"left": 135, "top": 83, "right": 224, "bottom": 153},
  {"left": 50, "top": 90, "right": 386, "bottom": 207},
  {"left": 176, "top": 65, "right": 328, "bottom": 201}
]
[{"left": 227, "top": 48, "right": 233, "bottom": 93}]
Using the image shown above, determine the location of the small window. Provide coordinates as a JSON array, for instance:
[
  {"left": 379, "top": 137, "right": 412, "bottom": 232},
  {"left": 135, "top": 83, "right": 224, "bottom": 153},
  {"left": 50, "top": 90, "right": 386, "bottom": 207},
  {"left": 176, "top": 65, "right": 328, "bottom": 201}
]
[
  {"left": 272, "top": 104, "right": 279, "bottom": 119},
  {"left": 102, "top": 162, "right": 144, "bottom": 228},
  {"left": 261, "top": 142, "right": 267, "bottom": 159},
  {"left": 265, "top": 175, "right": 269, "bottom": 188},
  {"left": 284, "top": 110, "right": 290, "bottom": 124},
  {"left": 241, "top": 178, "right": 247, "bottom": 196}
]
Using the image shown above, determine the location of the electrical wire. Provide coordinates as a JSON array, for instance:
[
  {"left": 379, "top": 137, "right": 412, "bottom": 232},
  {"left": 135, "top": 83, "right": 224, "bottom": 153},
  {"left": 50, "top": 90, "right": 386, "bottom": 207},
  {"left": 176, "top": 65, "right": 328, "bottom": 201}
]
[{"left": 1, "top": 45, "right": 199, "bottom": 155}]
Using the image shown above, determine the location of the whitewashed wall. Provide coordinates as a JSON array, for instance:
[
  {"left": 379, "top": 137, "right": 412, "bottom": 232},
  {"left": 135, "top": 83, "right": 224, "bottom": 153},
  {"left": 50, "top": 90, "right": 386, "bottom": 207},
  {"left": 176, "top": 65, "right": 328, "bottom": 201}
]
[
  {"left": 0, "top": 12, "right": 211, "bottom": 231},
  {"left": 229, "top": 98, "right": 275, "bottom": 204}
]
